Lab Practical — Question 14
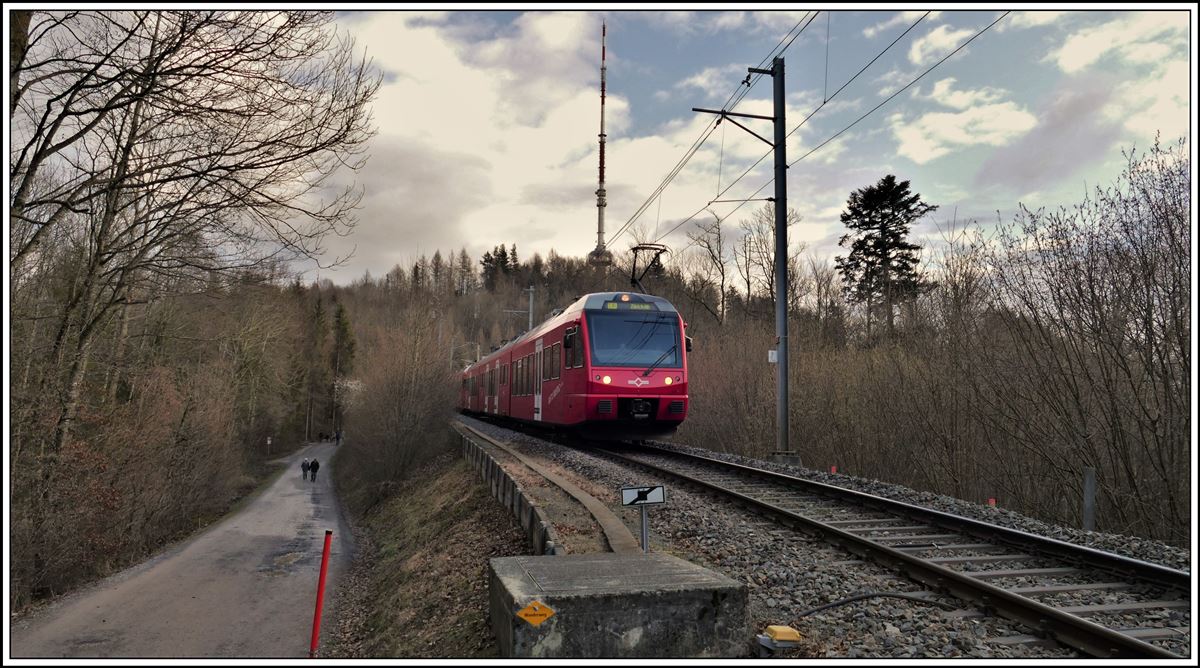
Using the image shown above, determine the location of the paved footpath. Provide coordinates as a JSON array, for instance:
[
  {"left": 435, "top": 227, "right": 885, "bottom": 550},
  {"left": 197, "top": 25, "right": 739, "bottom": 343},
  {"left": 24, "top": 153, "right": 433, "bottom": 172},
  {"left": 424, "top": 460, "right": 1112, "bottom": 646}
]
[{"left": 10, "top": 443, "right": 352, "bottom": 659}]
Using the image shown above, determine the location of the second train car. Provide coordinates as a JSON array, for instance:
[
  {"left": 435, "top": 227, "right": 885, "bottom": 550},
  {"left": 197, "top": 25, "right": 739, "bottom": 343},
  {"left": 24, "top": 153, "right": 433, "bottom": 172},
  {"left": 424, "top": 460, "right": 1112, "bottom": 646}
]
[{"left": 458, "top": 291, "right": 690, "bottom": 439}]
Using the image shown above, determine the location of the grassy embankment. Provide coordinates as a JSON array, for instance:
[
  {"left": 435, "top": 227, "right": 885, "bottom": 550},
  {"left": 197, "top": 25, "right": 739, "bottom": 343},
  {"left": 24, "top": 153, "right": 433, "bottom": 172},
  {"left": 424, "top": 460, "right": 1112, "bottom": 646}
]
[{"left": 330, "top": 450, "right": 526, "bottom": 658}]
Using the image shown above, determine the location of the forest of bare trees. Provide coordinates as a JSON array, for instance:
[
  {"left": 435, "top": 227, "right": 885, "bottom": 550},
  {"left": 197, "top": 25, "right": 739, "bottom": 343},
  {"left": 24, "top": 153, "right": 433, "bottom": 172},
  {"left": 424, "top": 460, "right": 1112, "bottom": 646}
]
[
  {"left": 8, "top": 9, "right": 1189, "bottom": 609},
  {"left": 8, "top": 10, "right": 379, "bottom": 606}
]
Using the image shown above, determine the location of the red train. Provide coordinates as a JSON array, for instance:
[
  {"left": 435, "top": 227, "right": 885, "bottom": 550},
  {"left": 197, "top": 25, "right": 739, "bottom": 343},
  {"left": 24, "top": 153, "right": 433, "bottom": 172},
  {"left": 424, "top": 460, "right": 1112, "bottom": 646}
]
[{"left": 458, "top": 291, "right": 690, "bottom": 439}]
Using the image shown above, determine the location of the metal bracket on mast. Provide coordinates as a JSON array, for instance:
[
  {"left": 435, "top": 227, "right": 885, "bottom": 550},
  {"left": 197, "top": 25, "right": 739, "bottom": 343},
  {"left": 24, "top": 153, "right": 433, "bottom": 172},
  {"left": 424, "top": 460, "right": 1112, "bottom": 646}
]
[{"left": 692, "top": 107, "right": 776, "bottom": 148}]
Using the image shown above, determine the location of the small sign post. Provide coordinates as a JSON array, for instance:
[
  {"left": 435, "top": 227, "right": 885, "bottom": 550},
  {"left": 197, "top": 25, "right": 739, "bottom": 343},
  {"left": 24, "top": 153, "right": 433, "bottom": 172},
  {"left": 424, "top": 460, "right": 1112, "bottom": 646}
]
[{"left": 621, "top": 485, "right": 666, "bottom": 553}]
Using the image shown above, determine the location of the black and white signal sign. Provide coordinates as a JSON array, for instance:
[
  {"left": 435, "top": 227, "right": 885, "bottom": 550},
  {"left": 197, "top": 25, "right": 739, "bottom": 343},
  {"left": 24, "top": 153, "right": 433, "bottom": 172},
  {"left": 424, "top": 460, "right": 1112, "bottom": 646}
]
[{"left": 621, "top": 485, "right": 666, "bottom": 506}]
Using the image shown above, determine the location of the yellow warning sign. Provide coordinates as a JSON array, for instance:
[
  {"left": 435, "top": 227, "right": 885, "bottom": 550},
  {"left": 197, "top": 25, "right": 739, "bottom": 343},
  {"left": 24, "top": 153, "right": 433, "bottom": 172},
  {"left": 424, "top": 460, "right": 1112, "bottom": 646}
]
[{"left": 516, "top": 600, "right": 555, "bottom": 627}]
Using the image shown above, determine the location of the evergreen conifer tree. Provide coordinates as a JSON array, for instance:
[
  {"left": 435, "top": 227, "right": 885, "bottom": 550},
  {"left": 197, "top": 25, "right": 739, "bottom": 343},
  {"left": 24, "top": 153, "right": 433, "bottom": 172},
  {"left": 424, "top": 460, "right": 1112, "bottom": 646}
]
[{"left": 834, "top": 175, "right": 937, "bottom": 338}]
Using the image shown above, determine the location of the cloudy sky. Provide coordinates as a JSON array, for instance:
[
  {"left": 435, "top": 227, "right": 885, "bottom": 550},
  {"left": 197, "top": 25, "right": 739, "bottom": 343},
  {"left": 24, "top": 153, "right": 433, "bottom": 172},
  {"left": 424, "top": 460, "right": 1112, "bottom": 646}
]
[{"left": 312, "top": 8, "right": 1191, "bottom": 282}]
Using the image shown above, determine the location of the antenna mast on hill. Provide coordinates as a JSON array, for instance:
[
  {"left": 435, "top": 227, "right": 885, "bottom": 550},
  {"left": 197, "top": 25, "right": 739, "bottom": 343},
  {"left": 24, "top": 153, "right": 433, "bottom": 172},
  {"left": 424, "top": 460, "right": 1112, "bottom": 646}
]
[{"left": 587, "top": 21, "right": 614, "bottom": 267}]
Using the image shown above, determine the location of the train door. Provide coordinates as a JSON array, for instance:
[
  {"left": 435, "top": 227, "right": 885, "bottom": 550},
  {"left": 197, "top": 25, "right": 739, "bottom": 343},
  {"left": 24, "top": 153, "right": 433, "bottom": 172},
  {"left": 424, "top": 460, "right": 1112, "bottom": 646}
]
[
  {"left": 534, "top": 338, "right": 543, "bottom": 421},
  {"left": 487, "top": 363, "right": 494, "bottom": 414}
]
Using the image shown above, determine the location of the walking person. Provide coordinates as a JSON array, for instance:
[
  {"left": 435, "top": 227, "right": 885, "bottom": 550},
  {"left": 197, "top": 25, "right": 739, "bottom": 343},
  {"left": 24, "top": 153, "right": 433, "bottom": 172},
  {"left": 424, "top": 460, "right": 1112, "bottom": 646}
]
[
  {"left": 335, "top": 429, "right": 342, "bottom": 447},
  {"left": 301, "top": 458, "right": 310, "bottom": 481},
  {"left": 309, "top": 458, "right": 320, "bottom": 482}
]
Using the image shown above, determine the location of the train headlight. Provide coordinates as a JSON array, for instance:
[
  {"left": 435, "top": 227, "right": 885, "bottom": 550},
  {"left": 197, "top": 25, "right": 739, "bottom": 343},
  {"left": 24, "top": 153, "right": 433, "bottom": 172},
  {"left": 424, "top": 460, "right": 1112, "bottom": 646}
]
[
  {"left": 602, "top": 375, "right": 612, "bottom": 385},
  {"left": 664, "top": 376, "right": 673, "bottom": 385}
]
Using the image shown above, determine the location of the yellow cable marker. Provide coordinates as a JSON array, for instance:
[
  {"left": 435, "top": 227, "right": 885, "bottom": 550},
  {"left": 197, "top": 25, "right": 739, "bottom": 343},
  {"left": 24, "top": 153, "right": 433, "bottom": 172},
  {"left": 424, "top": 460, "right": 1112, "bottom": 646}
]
[{"left": 765, "top": 625, "right": 802, "bottom": 643}]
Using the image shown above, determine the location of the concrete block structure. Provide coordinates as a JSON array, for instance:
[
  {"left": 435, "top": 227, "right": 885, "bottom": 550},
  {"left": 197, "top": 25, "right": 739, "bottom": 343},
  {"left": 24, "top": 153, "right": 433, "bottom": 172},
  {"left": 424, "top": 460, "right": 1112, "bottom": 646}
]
[{"left": 489, "top": 552, "right": 748, "bottom": 658}]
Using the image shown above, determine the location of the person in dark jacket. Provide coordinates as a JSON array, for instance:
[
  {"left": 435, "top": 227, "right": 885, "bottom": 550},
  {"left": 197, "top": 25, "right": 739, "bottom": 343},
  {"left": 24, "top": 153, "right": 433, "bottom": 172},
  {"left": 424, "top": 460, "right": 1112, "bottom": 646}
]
[
  {"left": 309, "top": 458, "right": 320, "bottom": 482},
  {"left": 301, "top": 458, "right": 310, "bottom": 481}
]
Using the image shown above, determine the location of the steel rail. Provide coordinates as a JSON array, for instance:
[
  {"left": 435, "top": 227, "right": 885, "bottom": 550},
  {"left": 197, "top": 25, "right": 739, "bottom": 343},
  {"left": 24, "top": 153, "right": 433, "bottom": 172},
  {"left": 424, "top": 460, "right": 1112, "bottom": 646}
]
[{"left": 596, "top": 445, "right": 1184, "bottom": 659}]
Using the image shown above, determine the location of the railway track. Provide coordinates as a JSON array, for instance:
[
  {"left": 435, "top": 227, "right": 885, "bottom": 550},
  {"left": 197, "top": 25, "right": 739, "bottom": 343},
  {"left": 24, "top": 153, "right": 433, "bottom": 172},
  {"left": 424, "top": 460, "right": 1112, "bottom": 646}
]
[{"left": 593, "top": 442, "right": 1190, "bottom": 659}]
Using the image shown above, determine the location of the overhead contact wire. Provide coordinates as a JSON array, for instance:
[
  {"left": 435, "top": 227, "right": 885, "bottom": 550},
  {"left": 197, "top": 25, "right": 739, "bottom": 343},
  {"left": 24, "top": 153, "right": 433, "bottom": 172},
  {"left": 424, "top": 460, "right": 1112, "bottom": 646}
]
[
  {"left": 607, "top": 12, "right": 817, "bottom": 247},
  {"left": 659, "top": 11, "right": 1007, "bottom": 254}
]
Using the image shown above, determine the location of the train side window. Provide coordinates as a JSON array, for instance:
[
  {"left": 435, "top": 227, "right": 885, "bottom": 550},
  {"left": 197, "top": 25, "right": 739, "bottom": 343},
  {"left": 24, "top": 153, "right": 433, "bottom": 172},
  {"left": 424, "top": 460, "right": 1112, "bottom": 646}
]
[
  {"left": 573, "top": 331, "right": 584, "bottom": 367},
  {"left": 553, "top": 342, "right": 561, "bottom": 378}
]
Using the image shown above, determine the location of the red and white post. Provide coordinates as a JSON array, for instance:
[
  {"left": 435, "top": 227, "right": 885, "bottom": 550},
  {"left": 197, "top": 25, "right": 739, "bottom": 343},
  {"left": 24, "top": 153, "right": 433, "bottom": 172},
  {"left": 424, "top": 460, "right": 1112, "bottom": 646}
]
[{"left": 308, "top": 530, "right": 333, "bottom": 658}]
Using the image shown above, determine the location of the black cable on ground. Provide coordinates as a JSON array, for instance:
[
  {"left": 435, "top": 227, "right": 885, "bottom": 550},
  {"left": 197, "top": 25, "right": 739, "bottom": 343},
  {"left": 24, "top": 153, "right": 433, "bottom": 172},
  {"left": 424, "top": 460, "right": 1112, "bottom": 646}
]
[{"left": 795, "top": 592, "right": 957, "bottom": 618}]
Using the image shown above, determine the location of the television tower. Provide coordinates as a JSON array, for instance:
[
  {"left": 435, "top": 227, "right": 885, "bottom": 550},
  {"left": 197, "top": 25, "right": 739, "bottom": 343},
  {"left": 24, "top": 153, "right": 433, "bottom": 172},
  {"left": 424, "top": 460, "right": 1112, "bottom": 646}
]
[{"left": 587, "top": 21, "right": 614, "bottom": 267}]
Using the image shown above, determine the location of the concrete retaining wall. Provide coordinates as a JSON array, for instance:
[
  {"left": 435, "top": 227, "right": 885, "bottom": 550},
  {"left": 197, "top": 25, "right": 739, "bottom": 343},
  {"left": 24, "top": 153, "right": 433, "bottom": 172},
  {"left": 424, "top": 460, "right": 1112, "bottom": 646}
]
[{"left": 460, "top": 432, "right": 563, "bottom": 556}]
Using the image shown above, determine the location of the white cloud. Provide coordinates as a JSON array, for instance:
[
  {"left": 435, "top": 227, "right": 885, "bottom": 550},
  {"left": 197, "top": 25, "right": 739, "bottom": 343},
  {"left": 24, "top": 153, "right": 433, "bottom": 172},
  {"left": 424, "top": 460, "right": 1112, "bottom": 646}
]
[
  {"left": 863, "top": 10, "right": 941, "bottom": 39},
  {"left": 1105, "top": 60, "right": 1189, "bottom": 142},
  {"left": 673, "top": 64, "right": 746, "bottom": 99},
  {"left": 636, "top": 11, "right": 697, "bottom": 34},
  {"left": 873, "top": 67, "right": 911, "bottom": 97},
  {"left": 709, "top": 11, "right": 747, "bottom": 32},
  {"left": 633, "top": 11, "right": 810, "bottom": 37},
  {"left": 998, "top": 11, "right": 1066, "bottom": 32},
  {"left": 1042, "top": 12, "right": 1188, "bottom": 147},
  {"left": 891, "top": 102, "right": 1038, "bottom": 164},
  {"left": 1048, "top": 12, "right": 1187, "bottom": 73},
  {"left": 908, "top": 25, "right": 974, "bottom": 66},
  {"left": 919, "top": 78, "right": 1007, "bottom": 110}
]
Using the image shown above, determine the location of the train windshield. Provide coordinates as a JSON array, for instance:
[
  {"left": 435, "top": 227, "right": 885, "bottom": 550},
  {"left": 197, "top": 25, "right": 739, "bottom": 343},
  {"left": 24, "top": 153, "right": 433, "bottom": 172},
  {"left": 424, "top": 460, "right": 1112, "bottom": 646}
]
[{"left": 586, "top": 312, "right": 682, "bottom": 368}]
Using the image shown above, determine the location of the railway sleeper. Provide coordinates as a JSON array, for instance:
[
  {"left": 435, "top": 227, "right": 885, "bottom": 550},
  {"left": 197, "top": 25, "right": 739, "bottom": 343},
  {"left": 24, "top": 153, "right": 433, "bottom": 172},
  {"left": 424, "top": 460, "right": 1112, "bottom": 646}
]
[
  {"left": 968, "top": 567, "right": 1082, "bottom": 580},
  {"left": 947, "top": 599, "right": 1190, "bottom": 620},
  {"left": 927, "top": 553, "right": 1037, "bottom": 565},
  {"left": 1006, "top": 582, "right": 1135, "bottom": 595},
  {"left": 990, "top": 625, "right": 1192, "bottom": 648},
  {"left": 893, "top": 543, "right": 998, "bottom": 553},
  {"left": 844, "top": 525, "right": 938, "bottom": 535},
  {"left": 871, "top": 533, "right": 961, "bottom": 544}
]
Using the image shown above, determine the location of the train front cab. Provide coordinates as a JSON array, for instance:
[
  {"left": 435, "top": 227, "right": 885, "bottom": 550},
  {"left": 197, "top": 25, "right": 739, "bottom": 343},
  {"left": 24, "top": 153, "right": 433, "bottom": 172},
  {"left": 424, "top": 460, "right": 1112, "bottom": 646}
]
[{"left": 567, "top": 293, "right": 690, "bottom": 439}]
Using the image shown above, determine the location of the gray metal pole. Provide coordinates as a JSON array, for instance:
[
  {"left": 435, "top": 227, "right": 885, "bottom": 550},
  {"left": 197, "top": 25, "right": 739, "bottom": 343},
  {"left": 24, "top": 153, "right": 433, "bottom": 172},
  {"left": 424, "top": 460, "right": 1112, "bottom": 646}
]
[
  {"left": 527, "top": 285, "right": 534, "bottom": 331},
  {"left": 640, "top": 505, "right": 649, "bottom": 553},
  {"left": 1082, "top": 467, "right": 1096, "bottom": 531},
  {"left": 772, "top": 56, "right": 791, "bottom": 460}
]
